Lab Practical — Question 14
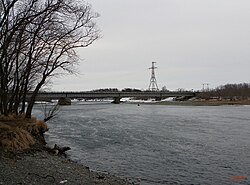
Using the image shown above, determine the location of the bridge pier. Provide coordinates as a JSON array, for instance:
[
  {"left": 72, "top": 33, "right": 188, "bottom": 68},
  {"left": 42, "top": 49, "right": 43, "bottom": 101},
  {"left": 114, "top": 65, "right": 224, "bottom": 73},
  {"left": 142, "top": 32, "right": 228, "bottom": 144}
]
[
  {"left": 58, "top": 97, "right": 71, "bottom": 105},
  {"left": 111, "top": 97, "right": 121, "bottom": 104},
  {"left": 155, "top": 97, "right": 162, "bottom": 101}
]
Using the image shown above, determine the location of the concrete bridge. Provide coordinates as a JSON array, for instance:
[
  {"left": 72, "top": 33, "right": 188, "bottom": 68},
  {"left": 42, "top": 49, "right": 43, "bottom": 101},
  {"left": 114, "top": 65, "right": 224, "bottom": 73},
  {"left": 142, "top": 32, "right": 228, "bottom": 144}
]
[{"left": 30, "top": 91, "right": 196, "bottom": 104}]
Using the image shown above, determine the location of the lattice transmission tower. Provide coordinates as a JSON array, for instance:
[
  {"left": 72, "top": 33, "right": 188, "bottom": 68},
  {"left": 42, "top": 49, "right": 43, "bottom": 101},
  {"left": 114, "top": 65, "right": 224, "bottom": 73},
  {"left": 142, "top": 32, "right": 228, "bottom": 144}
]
[{"left": 148, "top": 62, "right": 159, "bottom": 91}]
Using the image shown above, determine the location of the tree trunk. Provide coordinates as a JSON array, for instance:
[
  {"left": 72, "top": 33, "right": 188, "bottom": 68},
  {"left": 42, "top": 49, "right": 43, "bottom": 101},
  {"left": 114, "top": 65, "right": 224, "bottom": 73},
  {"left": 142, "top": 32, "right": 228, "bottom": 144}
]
[{"left": 25, "top": 77, "right": 45, "bottom": 118}]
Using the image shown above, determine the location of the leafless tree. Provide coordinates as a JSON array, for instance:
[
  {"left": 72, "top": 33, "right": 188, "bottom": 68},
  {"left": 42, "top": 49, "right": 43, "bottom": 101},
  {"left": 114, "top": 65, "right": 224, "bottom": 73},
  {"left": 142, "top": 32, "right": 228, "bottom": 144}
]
[{"left": 0, "top": 0, "right": 100, "bottom": 118}]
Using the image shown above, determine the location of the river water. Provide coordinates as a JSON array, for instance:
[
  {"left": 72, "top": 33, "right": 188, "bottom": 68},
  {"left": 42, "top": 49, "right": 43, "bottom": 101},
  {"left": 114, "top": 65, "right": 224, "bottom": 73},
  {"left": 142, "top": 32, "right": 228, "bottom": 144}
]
[{"left": 33, "top": 103, "right": 250, "bottom": 185}]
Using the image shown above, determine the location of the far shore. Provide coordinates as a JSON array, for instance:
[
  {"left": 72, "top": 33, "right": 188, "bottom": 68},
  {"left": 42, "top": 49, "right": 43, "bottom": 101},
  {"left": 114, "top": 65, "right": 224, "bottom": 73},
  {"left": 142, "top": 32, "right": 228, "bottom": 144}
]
[
  {"left": 157, "top": 100, "right": 250, "bottom": 106},
  {"left": 124, "top": 99, "right": 250, "bottom": 106}
]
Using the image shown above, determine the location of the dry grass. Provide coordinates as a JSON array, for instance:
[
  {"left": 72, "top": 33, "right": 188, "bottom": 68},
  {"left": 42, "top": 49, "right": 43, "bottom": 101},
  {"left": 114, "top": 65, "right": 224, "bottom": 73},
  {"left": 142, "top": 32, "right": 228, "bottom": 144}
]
[
  {"left": 19, "top": 120, "right": 48, "bottom": 136},
  {"left": 0, "top": 114, "right": 48, "bottom": 152},
  {"left": 0, "top": 125, "right": 35, "bottom": 151}
]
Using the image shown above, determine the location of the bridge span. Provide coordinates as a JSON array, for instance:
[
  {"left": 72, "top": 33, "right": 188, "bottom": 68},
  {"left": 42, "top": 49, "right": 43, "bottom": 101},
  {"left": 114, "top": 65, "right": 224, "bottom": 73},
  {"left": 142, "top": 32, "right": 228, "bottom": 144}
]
[{"left": 31, "top": 91, "right": 196, "bottom": 104}]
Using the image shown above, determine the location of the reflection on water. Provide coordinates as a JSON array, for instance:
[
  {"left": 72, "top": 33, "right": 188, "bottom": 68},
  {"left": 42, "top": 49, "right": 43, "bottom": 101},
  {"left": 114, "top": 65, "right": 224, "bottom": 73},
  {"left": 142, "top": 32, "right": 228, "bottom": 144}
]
[{"left": 33, "top": 103, "right": 250, "bottom": 185}]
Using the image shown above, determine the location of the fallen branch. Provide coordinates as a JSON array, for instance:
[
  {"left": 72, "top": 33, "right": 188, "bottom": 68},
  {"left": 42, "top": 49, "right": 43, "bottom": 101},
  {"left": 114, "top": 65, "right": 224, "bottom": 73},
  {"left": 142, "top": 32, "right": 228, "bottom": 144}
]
[{"left": 53, "top": 144, "right": 71, "bottom": 155}]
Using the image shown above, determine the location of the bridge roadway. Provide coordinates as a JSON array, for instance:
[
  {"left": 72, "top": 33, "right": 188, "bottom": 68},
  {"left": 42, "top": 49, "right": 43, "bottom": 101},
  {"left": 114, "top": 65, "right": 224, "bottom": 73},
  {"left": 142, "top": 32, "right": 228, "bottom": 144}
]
[{"left": 32, "top": 91, "right": 196, "bottom": 104}]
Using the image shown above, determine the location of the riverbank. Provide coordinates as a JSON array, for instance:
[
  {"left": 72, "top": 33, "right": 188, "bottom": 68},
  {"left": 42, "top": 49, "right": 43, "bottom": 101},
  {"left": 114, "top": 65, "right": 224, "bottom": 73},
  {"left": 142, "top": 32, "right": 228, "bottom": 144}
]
[
  {"left": 0, "top": 149, "right": 133, "bottom": 185},
  {"left": 0, "top": 115, "right": 133, "bottom": 185},
  {"left": 126, "top": 99, "right": 250, "bottom": 106},
  {"left": 154, "top": 99, "right": 250, "bottom": 106}
]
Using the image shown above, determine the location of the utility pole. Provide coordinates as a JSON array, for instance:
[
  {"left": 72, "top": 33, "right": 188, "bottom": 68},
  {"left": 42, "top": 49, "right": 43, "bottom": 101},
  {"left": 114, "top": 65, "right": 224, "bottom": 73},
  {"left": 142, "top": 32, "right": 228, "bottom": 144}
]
[
  {"left": 148, "top": 62, "right": 159, "bottom": 91},
  {"left": 202, "top": 83, "right": 209, "bottom": 91},
  {"left": 206, "top": 83, "right": 209, "bottom": 91}
]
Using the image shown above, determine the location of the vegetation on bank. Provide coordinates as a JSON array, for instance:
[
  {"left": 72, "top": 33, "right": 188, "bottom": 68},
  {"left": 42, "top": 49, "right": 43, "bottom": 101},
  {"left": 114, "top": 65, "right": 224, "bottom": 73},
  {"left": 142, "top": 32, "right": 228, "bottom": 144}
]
[
  {"left": 0, "top": 114, "right": 48, "bottom": 152},
  {"left": 197, "top": 83, "right": 250, "bottom": 101}
]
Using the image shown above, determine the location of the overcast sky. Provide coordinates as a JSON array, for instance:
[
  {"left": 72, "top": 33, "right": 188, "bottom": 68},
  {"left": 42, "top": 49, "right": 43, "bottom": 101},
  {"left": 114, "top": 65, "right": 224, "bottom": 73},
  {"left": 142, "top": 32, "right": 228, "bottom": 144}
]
[{"left": 52, "top": 0, "right": 250, "bottom": 91}]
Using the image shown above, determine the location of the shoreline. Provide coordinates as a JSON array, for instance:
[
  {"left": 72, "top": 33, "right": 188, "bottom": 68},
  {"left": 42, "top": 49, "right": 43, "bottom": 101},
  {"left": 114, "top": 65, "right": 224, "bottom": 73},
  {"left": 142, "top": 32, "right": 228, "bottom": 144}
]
[
  {"left": 124, "top": 100, "right": 250, "bottom": 106},
  {"left": 154, "top": 100, "right": 250, "bottom": 106},
  {"left": 0, "top": 149, "right": 134, "bottom": 185},
  {"left": 0, "top": 115, "right": 134, "bottom": 185}
]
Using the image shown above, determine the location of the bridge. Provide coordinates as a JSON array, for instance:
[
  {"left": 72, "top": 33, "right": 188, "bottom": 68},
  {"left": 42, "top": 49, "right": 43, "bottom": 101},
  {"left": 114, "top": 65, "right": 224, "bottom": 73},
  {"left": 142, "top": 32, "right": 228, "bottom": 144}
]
[{"left": 31, "top": 91, "right": 196, "bottom": 104}]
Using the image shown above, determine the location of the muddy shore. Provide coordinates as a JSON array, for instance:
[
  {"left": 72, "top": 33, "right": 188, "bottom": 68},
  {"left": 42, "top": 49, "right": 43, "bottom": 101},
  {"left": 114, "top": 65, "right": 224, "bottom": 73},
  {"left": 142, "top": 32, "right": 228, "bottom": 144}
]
[{"left": 0, "top": 149, "right": 134, "bottom": 185}]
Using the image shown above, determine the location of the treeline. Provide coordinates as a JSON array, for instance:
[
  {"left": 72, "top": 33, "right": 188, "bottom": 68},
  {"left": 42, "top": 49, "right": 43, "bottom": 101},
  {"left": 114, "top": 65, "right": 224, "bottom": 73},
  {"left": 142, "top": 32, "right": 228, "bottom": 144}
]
[
  {"left": 91, "top": 88, "right": 119, "bottom": 92},
  {"left": 0, "top": 0, "right": 100, "bottom": 117},
  {"left": 91, "top": 88, "right": 142, "bottom": 92},
  {"left": 121, "top": 88, "right": 142, "bottom": 92},
  {"left": 199, "top": 83, "right": 250, "bottom": 100}
]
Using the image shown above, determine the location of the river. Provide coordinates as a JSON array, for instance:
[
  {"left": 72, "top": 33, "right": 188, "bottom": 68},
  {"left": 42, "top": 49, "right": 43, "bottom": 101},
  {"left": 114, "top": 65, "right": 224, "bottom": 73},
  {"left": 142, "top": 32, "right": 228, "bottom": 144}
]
[{"left": 33, "top": 102, "right": 250, "bottom": 185}]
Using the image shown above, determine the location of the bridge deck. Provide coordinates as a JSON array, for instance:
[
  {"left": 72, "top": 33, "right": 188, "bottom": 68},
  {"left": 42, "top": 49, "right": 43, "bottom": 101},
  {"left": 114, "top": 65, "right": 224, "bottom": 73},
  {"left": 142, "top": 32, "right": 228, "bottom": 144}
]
[{"left": 31, "top": 91, "right": 196, "bottom": 100}]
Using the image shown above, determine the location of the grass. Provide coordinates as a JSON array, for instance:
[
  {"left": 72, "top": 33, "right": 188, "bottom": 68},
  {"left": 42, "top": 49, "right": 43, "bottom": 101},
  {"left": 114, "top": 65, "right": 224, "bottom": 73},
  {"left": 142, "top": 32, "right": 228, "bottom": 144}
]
[{"left": 0, "top": 114, "right": 48, "bottom": 152}]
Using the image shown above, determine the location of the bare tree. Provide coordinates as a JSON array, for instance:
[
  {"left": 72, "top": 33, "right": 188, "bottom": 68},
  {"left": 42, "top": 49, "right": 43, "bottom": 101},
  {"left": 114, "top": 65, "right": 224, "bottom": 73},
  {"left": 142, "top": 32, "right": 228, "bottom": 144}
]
[{"left": 0, "top": 0, "right": 100, "bottom": 118}]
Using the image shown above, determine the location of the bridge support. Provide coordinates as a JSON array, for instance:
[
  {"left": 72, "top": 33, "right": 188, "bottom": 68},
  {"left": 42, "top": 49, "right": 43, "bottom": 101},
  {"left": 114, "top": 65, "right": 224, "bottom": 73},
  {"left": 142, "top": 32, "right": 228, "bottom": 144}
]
[
  {"left": 58, "top": 97, "right": 71, "bottom": 105},
  {"left": 112, "top": 97, "right": 121, "bottom": 104},
  {"left": 155, "top": 97, "right": 162, "bottom": 101}
]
